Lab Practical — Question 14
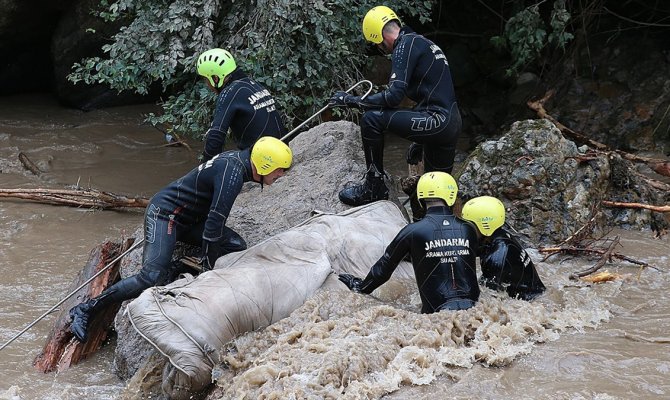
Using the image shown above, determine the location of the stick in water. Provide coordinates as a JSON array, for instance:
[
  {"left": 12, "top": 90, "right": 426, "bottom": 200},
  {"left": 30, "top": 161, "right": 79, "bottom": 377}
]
[{"left": 0, "top": 238, "right": 145, "bottom": 352}]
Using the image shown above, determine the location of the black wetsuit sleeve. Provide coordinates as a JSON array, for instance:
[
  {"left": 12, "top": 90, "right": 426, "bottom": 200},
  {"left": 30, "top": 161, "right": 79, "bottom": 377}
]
[
  {"left": 202, "top": 158, "right": 245, "bottom": 242},
  {"left": 356, "top": 35, "right": 417, "bottom": 110},
  {"left": 203, "top": 84, "right": 244, "bottom": 161},
  {"left": 359, "top": 225, "right": 413, "bottom": 294},
  {"left": 480, "top": 241, "right": 509, "bottom": 291},
  {"left": 481, "top": 231, "right": 546, "bottom": 300}
]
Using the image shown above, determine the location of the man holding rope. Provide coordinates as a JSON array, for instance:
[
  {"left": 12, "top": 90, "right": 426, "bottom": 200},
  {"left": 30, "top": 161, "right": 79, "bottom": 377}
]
[
  {"left": 330, "top": 6, "right": 462, "bottom": 212},
  {"left": 69, "top": 137, "right": 292, "bottom": 343}
]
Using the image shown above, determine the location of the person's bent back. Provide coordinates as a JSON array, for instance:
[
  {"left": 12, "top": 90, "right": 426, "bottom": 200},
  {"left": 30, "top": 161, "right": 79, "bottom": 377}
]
[{"left": 462, "top": 196, "right": 546, "bottom": 300}]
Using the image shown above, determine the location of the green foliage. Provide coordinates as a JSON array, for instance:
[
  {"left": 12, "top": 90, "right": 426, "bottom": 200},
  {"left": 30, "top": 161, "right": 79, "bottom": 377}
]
[
  {"left": 490, "top": 0, "right": 574, "bottom": 76},
  {"left": 548, "top": 0, "right": 574, "bottom": 49},
  {"left": 69, "top": 0, "right": 432, "bottom": 138}
]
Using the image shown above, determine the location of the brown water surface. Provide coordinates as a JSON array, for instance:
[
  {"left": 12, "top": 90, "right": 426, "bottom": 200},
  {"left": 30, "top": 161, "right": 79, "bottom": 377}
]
[
  {"left": 0, "top": 94, "right": 195, "bottom": 399},
  {"left": 1, "top": 95, "right": 669, "bottom": 400}
]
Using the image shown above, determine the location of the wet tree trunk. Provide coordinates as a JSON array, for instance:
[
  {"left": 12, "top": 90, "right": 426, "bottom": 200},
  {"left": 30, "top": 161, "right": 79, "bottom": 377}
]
[{"left": 33, "top": 239, "right": 132, "bottom": 373}]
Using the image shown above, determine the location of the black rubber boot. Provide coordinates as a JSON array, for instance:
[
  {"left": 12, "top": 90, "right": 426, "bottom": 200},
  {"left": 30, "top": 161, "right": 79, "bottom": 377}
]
[
  {"left": 69, "top": 290, "right": 115, "bottom": 343},
  {"left": 409, "top": 192, "right": 426, "bottom": 222},
  {"left": 401, "top": 175, "right": 425, "bottom": 222},
  {"left": 339, "top": 166, "right": 389, "bottom": 206}
]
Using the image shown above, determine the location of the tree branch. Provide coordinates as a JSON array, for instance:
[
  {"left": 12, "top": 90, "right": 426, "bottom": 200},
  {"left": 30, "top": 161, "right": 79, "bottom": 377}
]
[
  {"left": 602, "top": 200, "right": 670, "bottom": 213},
  {"left": 0, "top": 188, "right": 149, "bottom": 210},
  {"left": 568, "top": 236, "right": 619, "bottom": 280}
]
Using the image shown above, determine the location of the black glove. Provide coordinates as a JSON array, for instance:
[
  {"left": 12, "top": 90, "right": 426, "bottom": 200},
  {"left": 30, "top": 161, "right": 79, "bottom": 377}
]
[
  {"left": 338, "top": 273, "right": 363, "bottom": 292},
  {"left": 200, "top": 240, "right": 221, "bottom": 271},
  {"left": 406, "top": 143, "right": 423, "bottom": 165},
  {"left": 329, "top": 91, "right": 361, "bottom": 108}
]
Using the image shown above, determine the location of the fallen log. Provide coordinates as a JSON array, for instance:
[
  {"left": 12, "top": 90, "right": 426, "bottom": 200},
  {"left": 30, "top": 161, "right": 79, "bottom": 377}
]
[
  {"left": 528, "top": 90, "right": 670, "bottom": 178},
  {"left": 0, "top": 188, "right": 149, "bottom": 209},
  {"left": 602, "top": 200, "right": 670, "bottom": 213},
  {"left": 33, "top": 239, "right": 134, "bottom": 372},
  {"left": 18, "top": 152, "right": 43, "bottom": 176}
]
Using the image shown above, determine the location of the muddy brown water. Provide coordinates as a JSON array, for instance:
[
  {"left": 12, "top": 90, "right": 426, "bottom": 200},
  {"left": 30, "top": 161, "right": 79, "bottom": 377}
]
[{"left": 0, "top": 94, "right": 669, "bottom": 399}]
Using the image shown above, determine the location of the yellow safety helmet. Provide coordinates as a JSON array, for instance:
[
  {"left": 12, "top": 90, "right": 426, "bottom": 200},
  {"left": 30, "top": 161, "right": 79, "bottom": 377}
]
[
  {"left": 362, "top": 6, "right": 400, "bottom": 44},
  {"left": 250, "top": 137, "right": 292, "bottom": 176},
  {"left": 416, "top": 171, "right": 458, "bottom": 206},
  {"left": 197, "top": 48, "right": 237, "bottom": 89},
  {"left": 461, "top": 196, "right": 506, "bottom": 236}
]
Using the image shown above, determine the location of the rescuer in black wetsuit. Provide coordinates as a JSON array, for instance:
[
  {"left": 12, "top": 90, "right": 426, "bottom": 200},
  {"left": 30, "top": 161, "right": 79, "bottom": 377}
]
[
  {"left": 330, "top": 6, "right": 462, "bottom": 208},
  {"left": 68, "top": 137, "right": 292, "bottom": 343},
  {"left": 461, "top": 196, "right": 546, "bottom": 300},
  {"left": 339, "top": 172, "right": 480, "bottom": 313},
  {"left": 197, "top": 48, "right": 287, "bottom": 162}
]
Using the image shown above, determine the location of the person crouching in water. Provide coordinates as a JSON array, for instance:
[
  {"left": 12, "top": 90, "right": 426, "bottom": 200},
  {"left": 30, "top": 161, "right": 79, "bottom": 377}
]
[
  {"left": 461, "top": 196, "right": 546, "bottom": 300},
  {"left": 338, "top": 171, "right": 480, "bottom": 312},
  {"left": 68, "top": 136, "right": 292, "bottom": 342}
]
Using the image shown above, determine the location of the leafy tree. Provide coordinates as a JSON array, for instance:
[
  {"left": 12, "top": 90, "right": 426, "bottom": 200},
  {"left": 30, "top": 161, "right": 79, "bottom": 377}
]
[
  {"left": 69, "top": 0, "right": 433, "bottom": 138},
  {"left": 490, "top": 0, "right": 574, "bottom": 76}
]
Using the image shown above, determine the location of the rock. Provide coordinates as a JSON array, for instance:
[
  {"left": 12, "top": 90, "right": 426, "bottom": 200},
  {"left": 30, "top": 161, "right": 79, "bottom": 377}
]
[
  {"left": 457, "top": 118, "right": 668, "bottom": 245},
  {"left": 0, "top": 1, "right": 70, "bottom": 94},
  {"left": 51, "top": 0, "right": 155, "bottom": 109},
  {"left": 112, "top": 121, "right": 407, "bottom": 396},
  {"left": 0, "top": 0, "right": 152, "bottom": 107}
]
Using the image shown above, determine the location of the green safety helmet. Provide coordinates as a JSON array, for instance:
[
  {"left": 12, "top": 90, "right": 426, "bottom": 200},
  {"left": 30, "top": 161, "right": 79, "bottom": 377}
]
[
  {"left": 362, "top": 5, "right": 400, "bottom": 44},
  {"left": 250, "top": 137, "right": 292, "bottom": 176},
  {"left": 197, "top": 48, "right": 237, "bottom": 89},
  {"left": 416, "top": 171, "right": 458, "bottom": 206},
  {"left": 461, "top": 196, "right": 506, "bottom": 236}
]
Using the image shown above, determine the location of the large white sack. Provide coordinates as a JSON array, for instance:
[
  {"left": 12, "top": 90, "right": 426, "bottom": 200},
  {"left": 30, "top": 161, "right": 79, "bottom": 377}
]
[
  {"left": 126, "top": 201, "right": 413, "bottom": 397},
  {"left": 238, "top": 200, "right": 415, "bottom": 279}
]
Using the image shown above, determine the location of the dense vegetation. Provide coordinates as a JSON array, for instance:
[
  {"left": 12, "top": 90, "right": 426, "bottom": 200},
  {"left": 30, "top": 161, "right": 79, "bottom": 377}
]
[{"left": 69, "top": 0, "right": 578, "bottom": 138}]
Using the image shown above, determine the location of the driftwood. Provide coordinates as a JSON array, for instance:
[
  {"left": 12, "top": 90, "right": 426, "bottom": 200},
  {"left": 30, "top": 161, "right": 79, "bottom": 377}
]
[
  {"left": 33, "top": 239, "right": 134, "bottom": 372},
  {"left": 566, "top": 236, "right": 620, "bottom": 280},
  {"left": 18, "top": 152, "right": 43, "bottom": 176},
  {"left": 602, "top": 200, "right": 670, "bottom": 213},
  {"left": 540, "top": 244, "right": 656, "bottom": 269},
  {"left": 527, "top": 90, "right": 670, "bottom": 178},
  {"left": 0, "top": 188, "right": 149, "bottom": 209},
  {"left": 540, "top": 240, "right": 658, "bottom": 275},
  {"left": 540, "top": 209, "right": 659, "bottom": 280}
]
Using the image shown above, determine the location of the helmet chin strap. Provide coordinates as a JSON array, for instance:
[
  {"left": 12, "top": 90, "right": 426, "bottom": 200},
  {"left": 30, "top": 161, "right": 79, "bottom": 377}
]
[{"left": 259, "top": 175, "right": 265, "bottom": 192}]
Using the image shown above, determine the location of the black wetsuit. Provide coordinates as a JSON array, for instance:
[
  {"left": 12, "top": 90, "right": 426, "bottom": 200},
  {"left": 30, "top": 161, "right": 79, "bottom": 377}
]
[
  {"left": 479, "top": 228, "right": 546, "bottom": 300},
  {"left": 354, "top": 26, "right": 462, "bottom": 174},
  {"left": 202, "top": 69, "right": 286, "bottom": 161},
  {"left": 358, "top": 206, "right": 479, "bottom": 313},
  {"left": 100, "top": 149, "right": 253, "bottom": 305}
]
